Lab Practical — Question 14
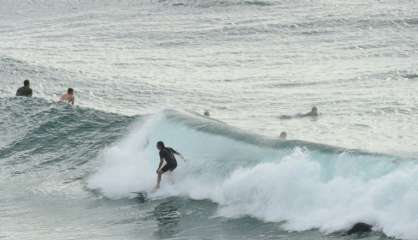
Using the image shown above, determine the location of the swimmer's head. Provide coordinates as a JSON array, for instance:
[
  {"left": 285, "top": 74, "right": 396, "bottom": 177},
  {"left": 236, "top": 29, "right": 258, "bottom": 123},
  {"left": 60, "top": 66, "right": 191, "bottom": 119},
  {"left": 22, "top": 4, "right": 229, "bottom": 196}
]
[
  {"left": 67, "top": 88, "right": 74, "bottom": 95},
  {"left": 279, "top": 131, "right": 287, "bottom": 139},
  {"left": 204, "top": 110, "right": 210, "bottom": 116},
  {"left": 311, "top": 106, "right": 318, "bottom": 114},
  {"left": 24, "top": 79, "right": 30, "bottom": 87},
  {"left": 156, "top": 141, "right": 165, "bottom": 150}
]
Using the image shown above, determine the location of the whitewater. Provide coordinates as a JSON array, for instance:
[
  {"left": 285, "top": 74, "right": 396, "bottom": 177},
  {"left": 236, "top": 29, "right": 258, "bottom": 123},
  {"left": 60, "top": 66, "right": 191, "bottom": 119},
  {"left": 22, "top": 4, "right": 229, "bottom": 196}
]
[
  {"left": 88, "top": 110, "right": 418, "bottom": 238},
  {"left": 1, "top": 0, "right": 418, "bottom": 240}
]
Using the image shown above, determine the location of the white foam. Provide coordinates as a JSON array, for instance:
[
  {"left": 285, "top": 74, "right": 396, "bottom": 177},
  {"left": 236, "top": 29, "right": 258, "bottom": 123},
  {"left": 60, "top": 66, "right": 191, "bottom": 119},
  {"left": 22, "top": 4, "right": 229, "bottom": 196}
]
[
  {"left": 87, "top": 114, "right": 163, "bottom": 198},
  {"left": 209, "top": 150, "right": 418, "bottom": 240},
  {"left": 88, "top": 115, "right": 418, "bottom": 240}
]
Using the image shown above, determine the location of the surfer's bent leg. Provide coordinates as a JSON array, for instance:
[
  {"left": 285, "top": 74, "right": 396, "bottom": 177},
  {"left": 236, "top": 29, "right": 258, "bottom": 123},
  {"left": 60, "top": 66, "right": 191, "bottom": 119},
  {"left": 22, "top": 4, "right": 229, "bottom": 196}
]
[
  {"left": 155, "top": 164, "right": 176, "bottom": 189},
  {"left": 167, "top": 171, "right": 175, "bottom": 184},
  {"left": 156, "top": 171, "right": 163, "bottom": 189}
]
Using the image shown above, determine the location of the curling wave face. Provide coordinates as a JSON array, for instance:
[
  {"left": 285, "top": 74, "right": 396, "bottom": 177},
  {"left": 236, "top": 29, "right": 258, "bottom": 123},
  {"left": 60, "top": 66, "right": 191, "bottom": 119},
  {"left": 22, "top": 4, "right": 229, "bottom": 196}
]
[{"left": 87, "top": 109, "right": 418, "bottom": 240}]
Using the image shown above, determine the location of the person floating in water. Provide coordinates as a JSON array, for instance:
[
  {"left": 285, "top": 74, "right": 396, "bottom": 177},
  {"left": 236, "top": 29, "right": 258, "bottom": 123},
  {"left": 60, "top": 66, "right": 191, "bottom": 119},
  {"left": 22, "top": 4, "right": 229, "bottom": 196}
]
[
  {"left": 59, "top": 88, "right": 75, "bottom": 105},
  {"left": 279, "top": 106, "right": 319, "bottom": 119},
  {"left": 299, "top": 106, "right": 318, "bottom": 117},
  {"left": 16, "top": 79, "right": 33, "bottom": 97},
  {"left": 155, "top": 141, "right": 183, "bottom": 189},
  {"left": 279, "top": 131, "right": 287, "bottom": 139},
  {"left": 203, "top": 110, "right": 210, "bottom": 117}
]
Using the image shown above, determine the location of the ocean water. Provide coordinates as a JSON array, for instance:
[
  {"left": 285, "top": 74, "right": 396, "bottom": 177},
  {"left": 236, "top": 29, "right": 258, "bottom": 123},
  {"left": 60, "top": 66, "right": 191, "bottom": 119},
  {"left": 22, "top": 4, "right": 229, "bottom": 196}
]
[{"left": 1, "top": 0, "right": 418, "bottom": 239}]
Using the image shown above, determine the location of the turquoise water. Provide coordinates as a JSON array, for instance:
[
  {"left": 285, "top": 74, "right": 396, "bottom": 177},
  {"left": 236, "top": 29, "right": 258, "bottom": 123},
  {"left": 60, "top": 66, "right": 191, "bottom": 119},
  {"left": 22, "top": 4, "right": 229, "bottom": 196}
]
[{"left": 1, "top": 0, "right": 418, "bottom": 239}]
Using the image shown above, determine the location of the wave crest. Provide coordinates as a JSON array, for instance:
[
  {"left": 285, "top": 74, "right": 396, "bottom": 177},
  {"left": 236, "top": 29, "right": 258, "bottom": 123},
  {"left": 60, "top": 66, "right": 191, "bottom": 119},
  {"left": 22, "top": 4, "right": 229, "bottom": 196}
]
[{"left": 87, "top": 110, "right": 418, "bottom": 240}]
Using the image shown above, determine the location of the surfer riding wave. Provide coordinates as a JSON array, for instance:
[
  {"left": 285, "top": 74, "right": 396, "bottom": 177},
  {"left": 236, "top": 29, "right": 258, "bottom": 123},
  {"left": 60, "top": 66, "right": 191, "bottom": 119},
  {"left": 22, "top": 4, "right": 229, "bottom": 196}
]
[{"left": 155, "top": 141, "right": 184, "bottom": 189}]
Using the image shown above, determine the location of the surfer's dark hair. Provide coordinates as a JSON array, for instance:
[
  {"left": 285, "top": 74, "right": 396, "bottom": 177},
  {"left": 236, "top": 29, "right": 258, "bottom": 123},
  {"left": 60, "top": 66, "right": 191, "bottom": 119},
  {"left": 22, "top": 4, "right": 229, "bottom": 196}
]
[
  {"left": 24, "top": 79, "right": 30, "bottom": 86},
  {"left": 157, "top": 141, "right": 165, "bottom": 148}
]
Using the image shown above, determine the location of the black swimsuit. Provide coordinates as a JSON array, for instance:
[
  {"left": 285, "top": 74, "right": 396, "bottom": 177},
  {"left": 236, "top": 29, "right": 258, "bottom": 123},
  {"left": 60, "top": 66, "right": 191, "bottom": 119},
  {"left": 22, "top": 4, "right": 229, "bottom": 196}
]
[{"left": 159, "top": 148, "right": 177, "bottom": 173}]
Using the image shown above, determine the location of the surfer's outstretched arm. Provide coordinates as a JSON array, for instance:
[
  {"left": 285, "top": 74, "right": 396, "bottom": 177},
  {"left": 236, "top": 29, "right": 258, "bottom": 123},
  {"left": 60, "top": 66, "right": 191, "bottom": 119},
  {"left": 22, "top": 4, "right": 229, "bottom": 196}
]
[
  {"left": 177, "top": 152, "right": 186, "bottom": 161},
  {"left": 170, "top": 148, "right": 186, "bottom": 161},
  {"left": 170, "top": 148, "right": 180, "bottom": 155}
]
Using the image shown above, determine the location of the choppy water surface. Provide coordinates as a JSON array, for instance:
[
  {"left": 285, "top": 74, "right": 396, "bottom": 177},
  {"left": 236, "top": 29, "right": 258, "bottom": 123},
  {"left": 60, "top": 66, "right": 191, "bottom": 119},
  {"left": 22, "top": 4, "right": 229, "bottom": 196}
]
[{"left": 1, "top": 0, "right": 418, "bottom": 240}]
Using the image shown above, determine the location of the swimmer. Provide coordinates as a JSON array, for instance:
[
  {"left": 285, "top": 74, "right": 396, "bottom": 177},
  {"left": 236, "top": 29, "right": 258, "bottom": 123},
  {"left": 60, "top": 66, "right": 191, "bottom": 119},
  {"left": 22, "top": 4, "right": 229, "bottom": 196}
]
[
  {"left": 204, "top": 110, "right": 210, "bottom": 117},
  {"left": 155, "top": 141, "right": 184, "bottom": 189},
  {"left": 16, "top": 79, "right": 33, "bottom": 97},
  {"left": 279, "top": 131, "right": 287, "bottom": 139},
  {"left": 280, "top": 106, "right": 319, "bottom": 119},
  {"left": 59, "top": 88, "right": 75, "bottom": 105},
  {"left": 299, "top": 106, "right": 318, "bottom": 117}
]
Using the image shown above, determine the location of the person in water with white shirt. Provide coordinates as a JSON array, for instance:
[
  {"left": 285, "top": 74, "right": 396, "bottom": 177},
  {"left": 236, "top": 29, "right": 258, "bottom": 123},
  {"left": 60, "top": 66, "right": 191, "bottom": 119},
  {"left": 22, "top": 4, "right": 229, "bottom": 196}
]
[{"left": 59, "top": 88, "right": 75, "bottom": 105}]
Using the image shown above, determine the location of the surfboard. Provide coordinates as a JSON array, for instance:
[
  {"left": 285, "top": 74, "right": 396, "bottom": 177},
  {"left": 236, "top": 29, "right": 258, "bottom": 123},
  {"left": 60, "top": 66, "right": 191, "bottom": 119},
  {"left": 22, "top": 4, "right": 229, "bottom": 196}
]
[{"left": 131, "top": 191, "right": 148, "bottom": 202}]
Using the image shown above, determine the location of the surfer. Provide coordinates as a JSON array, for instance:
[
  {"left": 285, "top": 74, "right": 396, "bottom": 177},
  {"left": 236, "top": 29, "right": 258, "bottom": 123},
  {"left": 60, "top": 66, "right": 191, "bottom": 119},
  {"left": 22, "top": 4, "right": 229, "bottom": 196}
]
[
  {"left": 279, "top": 131, "right": 287, "bottom": 139},
  {"left": 155, "top": 141, "right": 183, "bottom": 189},
  {"left": 279, "top": 106, "right": 319, "bottom": 119},
  {"left": 59, "top": 88, "right": 75, "bottom": 105},
  {"left": 16, "top": 79, "right": 33, "bottom": 97}
]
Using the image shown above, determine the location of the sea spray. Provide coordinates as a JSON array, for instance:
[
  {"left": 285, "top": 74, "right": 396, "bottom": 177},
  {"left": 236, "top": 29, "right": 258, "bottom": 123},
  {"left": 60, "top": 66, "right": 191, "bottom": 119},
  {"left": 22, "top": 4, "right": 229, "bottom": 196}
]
[{"left": 87, "top": 113, "right": 163, "bottom": 198}]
